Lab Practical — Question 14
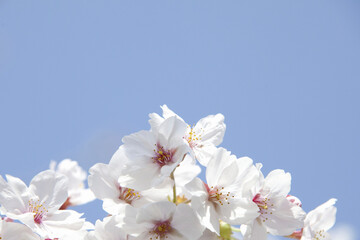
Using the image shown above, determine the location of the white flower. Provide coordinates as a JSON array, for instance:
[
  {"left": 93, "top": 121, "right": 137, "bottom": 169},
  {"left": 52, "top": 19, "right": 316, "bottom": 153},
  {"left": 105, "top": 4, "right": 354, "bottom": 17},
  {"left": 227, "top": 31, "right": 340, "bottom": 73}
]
[
  {"left": 88, "top": 146, "right": 171, "bottom": 214},
  {"left": 85, "top": 216, "right": 127, "bottom": 240},
  {"left": 299, "top": 198, "right": 337, "bottom": 240},
  {"left": 240, "top": 166, "right": 306, "bottom": 240},
  {"left": 50, "top": 159, "right": 95, "bottom": 208},
  {"left": 0, "top": 170, "right": 86, "bottom": 239},
  {"left": 149, "top": 105, "right": 226, "bottom": 166},
  {"left": 119, "top": 116, "right": 190, "bottom": 190},
  {"left": 0, "top": 219, "right": 40, "bottom": 240},
  {"left": 186, "top": 148, "right": 260, "bottom": 235},
  {"left": 124, "top": 201, "right": 204, "bottom": 240}
]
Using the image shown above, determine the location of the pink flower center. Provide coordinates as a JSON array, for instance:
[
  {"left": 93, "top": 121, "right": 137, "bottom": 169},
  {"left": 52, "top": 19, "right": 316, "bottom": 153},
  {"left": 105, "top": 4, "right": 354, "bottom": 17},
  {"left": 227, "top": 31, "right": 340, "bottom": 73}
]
[
  {"left": 28, "top": 199, "right": 48, "bottom": 224},
  {"left": 252, "top": 193, "right": 274, "bottom": 223},
  {"left": 118, "top": 185, "right": 141, "bottom": 204},
  {"left": 152, "top": 144, "right": 176, "bottom": 167},
  {"left": 150, "top": 220, "right": 172, "bottom": 239},
  {"left": 204, "top": 183, "right": 234, "bottom": 206}
]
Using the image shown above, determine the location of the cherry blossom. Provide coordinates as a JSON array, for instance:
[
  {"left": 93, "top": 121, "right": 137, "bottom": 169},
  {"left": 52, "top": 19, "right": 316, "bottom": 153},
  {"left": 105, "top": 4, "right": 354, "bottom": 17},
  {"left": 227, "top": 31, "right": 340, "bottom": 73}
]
[
  {"left": 0, "top": 170, "right": 87, "bottom": 239},
  {"left": 240, "top": 166, "right": 306, "bottom": 240},
  {"left": 288, "top": 198, "right": 337, "bottom": 240},
  {"left": 186, "top": 148, "right": 260, "bottom": 235},
  {"left": 119, "top": 116, "right": 190, "bottom": 190},
  {"left": 0, "top": 105, "right": 338, "bottom": 240},
  {"left": 149, "top": 105, "right": 226, "bottom": 166}
]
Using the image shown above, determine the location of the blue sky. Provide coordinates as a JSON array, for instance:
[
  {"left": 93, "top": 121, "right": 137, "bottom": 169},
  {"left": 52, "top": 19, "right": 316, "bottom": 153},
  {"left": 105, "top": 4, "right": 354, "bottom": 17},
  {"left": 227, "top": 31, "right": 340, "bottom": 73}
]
[{"left": 0, "top": 0, "right": 359, "bottom": 237}]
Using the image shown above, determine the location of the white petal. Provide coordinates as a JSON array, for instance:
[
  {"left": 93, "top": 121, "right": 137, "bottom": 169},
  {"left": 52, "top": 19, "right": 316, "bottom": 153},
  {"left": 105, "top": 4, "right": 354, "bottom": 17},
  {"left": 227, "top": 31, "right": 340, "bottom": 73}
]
[
  {"left": 161, "top": 105, "right": 179, "bottom": 119},
  {"left": 0, "top": 175, "right": 29, "bottom": 214},
  {"left": 263, "top": 169, "right": 291, "bottom": 198},
  {"left": 6, "top": 212, "right": 36, "bottom": 231},
  {"left": 193, "top": 144, "right": 217, "bottom": 166},
  {"left": 122, "top": 130, "right": 156, "bottom": 160},
  {"left": 91, "top": 216, "right": 127, "bottom": 240},
  {"left": 102, "top": 199, "right": 128, "bottom": 215},
  {"left": 117, "top": 162, "right": 160, "bottom": 191},
  {"left": 157, "top": 116, "right": 188, "bottom": 150},
  {"left": 108, "top": 145, "right": 128, "bottom": 167},
  {"left": 88, "top": 163, "right": 120, "bottom": 200},
  {"left": 68, "top": 188, "right": 96, "bottom": 205},
  {"left": 305, "top": 198, "right": 337, "bottom": 233},
  {"left": 168, "top": 231, "right": 187, "bottom": 240},
  {"left": 5, "top": 175, "right": 28, "bottom": 195},
  {"left": 198, "top": 229, "right": 220, "bottom": 240},
  {"left": 174, "top": 154, "right": 201, "bottom": 187},
  {"left": 43, "top": 210, "right": 85, "bottom": 238},
  {"left": 119, "top": 205, "right": 147, "bottom": 236},
  {"left": 204, "top": 203, "right": 221, "bottom": 235},
  {"left": 194, "top": 113, "right": 226, "bottom": 146},
  {"left": 206, "top": 148, "right": 234, "bottom": 187},
  {"left": 1, "top": 220, "right": 40, "bottom": 240},
  {"left": 54, "top": 159, "right": 87, "bottom": 184},
  {"left": 29, "top": 170, "right": 68, "bottom": 213},
  {"left": 136, "top": 179, "right": 173, "bottom": 208},
  {"left": 148, "top": 112, "right": 164, "bottom": 131},
  {"left": 136, "top": 201, "right": 176, "bottom": 223},
  {"left": 148, "top": 105, "right": 184, "bottom": 132},
  {"left": 241, "top": 219, "right": 268, "bottom": 240},
  {"left": 172, "top": 203, "right": 204, "bottom": 240},
  {"left": 184, "top": 177, "right": 208, "bottom": 199},
  {"left": 233, "top": 157, "right": 256, "bottom": 185},
  {"left": 220, "top": 197, "right": 259, "bottom": 225}
]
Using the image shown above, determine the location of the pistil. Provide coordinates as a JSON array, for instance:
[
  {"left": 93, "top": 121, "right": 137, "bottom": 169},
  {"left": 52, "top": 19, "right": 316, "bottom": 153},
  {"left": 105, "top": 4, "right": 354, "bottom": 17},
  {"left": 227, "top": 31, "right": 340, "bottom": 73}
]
[
  {"left": 28, "top": 199, "right": 48, "bottom": 224},
  {"left": 205, "top": 183, "right": 234, "bottom": 206},
  {"left": 152, "top": 144, "right": 175, "bottom": 167},
  {"left": 253, "top": 193, "right": 274, "bottom": 223},
  {"left": 118, "top": 186, "right": 141, "bottom": 204},
  {"left": 149, "top": 220, "right": 172, "bottom": 239}
]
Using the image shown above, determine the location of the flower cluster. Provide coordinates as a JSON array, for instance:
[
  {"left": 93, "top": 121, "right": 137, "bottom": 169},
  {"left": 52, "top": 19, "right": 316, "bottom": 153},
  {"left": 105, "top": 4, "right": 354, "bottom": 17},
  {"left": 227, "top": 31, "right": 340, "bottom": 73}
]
[{"left": 0, "top": 105, "right": 337, "bottom": 240}]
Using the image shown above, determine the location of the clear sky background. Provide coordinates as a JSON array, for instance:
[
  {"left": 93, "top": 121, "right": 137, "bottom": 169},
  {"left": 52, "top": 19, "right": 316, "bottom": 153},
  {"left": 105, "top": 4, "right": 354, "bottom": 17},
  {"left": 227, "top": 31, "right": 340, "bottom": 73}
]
[{"left": 0, "top": 0, "right": 359, "bottom": 239}]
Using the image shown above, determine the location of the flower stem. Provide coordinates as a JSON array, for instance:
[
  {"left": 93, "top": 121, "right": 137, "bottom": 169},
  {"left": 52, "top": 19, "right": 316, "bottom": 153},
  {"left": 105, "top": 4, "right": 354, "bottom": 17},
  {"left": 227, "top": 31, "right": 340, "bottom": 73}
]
[
  {"left": 170, "top": 154, "right": 187, "bottom": 204},
  {"left": 170, "top": 171, "right": 177, "bottom": 204}
]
